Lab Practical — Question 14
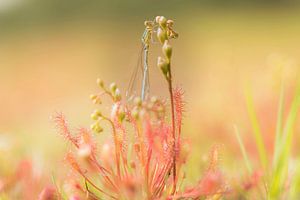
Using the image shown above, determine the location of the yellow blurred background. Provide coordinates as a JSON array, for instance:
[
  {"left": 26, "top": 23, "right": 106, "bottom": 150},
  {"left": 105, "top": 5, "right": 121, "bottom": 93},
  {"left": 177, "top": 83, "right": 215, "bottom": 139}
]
[{"left": 1, "top": 0, "right": 300, "bottom": 184}]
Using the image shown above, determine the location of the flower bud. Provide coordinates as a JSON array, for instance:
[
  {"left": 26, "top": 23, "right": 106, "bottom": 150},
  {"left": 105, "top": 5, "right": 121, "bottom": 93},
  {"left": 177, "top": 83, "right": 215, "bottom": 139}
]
[
  {"left": 118, "top": 106, "right": 126, "bottom": 122},
  {"left": 118, "top": 111, "right": 126, "bottom": 122},
  {"left": 157, "top": 27, "right": 167, "bottom": 44},
  {"left": 134, "top": 97, "right": 142, "bottom": 106},
  {"left": 92, "top": 97, "right": 102, "bottom": 104},
  {"left": 155, "top": 16, "right": 161, "bottom": 23},
  {"left": 90, "top": 94, "right": 97, "bottom": 100},
  {"left": 109, "top": 82, "right": 117, "bottom": 93},
  {"left": 91, "top": 122, "right": 103, "bottom": 133},
  {"left": 162, "top": 40, "right": 172, "bottom": 60},
  {"left": 97, "top": 78, "right": 104, "bottom": 88},
  {"left": 114, "top": 88, "right": 121, "bottom": 101},
  {"left": 91, "top": 113, "right": 98, "bottom": 120},
  {"left": 151, "top": 96, "right": 158, "bottom": 103},
  {"left": 91, "top": 109, "right": 102, "bottom": 120},
  {"left": 158, "top": 16, "right": 167, "bottom": 28},
  {"left": 157, "top": 56, "right": 169, "bottom": 76}
]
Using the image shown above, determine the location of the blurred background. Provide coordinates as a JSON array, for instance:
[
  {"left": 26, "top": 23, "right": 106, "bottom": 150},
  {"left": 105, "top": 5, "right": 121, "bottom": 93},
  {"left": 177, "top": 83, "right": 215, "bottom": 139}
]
[{"left": 1, "top": 0, "right": 300, "bottom": 191}]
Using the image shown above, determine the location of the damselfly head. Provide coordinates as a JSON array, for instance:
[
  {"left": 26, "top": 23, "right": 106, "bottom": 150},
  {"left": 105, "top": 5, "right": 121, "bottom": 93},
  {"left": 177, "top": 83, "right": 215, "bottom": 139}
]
[{"left": 144, "top": 20, "right": 153, "bottom": 27}]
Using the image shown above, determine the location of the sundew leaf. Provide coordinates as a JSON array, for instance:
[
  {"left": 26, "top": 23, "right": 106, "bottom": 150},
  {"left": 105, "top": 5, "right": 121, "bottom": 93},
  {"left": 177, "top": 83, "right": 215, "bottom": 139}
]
[
  {"left": 234, "top": 125, "right": 252, "bottom": 174},
  {"left": 244, "top": 84, "right": 268, "bottom": 170}
]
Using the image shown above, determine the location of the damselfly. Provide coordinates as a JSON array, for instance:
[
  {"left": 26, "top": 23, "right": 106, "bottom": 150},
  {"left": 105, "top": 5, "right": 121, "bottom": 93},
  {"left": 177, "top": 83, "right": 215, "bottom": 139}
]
[
  {"left": 126, "top": 18, "right": 178, "bottom": 102},
  {"left": 126, "top": 20, "right": 157, "bottom": 101}
]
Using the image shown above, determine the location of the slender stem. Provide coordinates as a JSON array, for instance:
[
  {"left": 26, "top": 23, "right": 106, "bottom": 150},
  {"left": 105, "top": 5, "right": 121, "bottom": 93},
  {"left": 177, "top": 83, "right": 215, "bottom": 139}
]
[
  {"left": 82, "top": 175, "right": 117, "bottom": 199},
  {"left": 90, "top": 155, "right": 119, "bottom": 192},
  {"left": 103, "top": 117, "right": 121, "bottom": 179},
  {"left": 167, "top": 67, "right": 177, "bottom": 194}
]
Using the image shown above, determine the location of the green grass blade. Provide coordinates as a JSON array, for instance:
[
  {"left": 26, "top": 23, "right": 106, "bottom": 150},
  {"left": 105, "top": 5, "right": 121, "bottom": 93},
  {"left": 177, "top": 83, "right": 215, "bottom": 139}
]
[
  {"left": 234, "top": 125, "right": 252, "bottom": 174},
  {"left": 244, "top": 86, "right": 268, "bottom": 169},
  {"left": 269, "top": 85, "right": 300, "bottom": 199},
  {"left": 272, "top": 83, "right": 285, "bottom": 167},
  {"left": 288, "top": 161, "right": 300, "bottom": 199}
]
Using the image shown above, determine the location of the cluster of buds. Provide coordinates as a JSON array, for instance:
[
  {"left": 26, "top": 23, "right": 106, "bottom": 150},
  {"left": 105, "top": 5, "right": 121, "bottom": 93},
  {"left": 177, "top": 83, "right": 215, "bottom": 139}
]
[
  {"left": 155, "top": 16, "right": 178, "bottom": 43},
  {"left": 90, "top": 109, "right": 103, "bottom": 133},
  {"left": 130, "top": 96, "right": 166, "bottom": 120},
  {"left": 155, "top": 16, "right": 178, "bottom": 81},
  {"left": 90, "top": 79, "right": 121, "bottom": 105},
  {"left": 89, "top": 79, "right": 123, "bottom": 133}
]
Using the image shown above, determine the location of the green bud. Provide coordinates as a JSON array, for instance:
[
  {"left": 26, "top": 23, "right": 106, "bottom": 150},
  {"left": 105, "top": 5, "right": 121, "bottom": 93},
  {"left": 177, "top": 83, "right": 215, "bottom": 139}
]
[
  {"left": 91, "top": 113, "right": 98, "bottom": 120},
  {"left": 118, "top": 111, "right": 126, "bottom": 122},
  {"left": 157, "top": 56, "right": 169, "bottom": 76},
  {"left": 151, "top": 96, "right": 158, "bottom": 103},
  {"left": 158, "top": 16, "right": 167, "bottom": 28},
  {"left": 91, "top": 122, "right": 103, "bottom": 133},
  {"left": 157, "top": 27, "right": 167, "bottom": 44},
  {"left": 114, "top": 88, "right": 121, "bottom": 101},
  {"left": 95, "top": 109, "right": 102, "bottom": 116},
  {"left": 97, "top": 78, "right": 104, "bottom": 88},
  {"left": 155, "top": 16, "right": 161, "bottom": 23},
  {"left": 134, "top": 97, "right": 142, "bottom": 106},
  {"left": 162, "top": 40, "right": 172, "bottom": 60},
  {"left": 109, "top": 82, "right": 117, "bottom": 93},
  {"left": 90, "top": 94, "right": 97, "bottom": 100},
  {"left": 118, "top": 106, "right": 126, "bottom": 122},
  {"left": 91, "top": 109, "right": 102, "bottom": 120},
  {"left": 92, "top": 98, "right": 102, "bottom": 104}
]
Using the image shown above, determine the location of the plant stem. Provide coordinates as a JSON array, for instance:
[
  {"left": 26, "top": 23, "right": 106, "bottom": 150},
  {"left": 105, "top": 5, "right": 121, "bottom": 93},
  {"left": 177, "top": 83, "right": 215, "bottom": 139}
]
[{"left": 167, "top": 67, "right": 177, "bottom": 194}]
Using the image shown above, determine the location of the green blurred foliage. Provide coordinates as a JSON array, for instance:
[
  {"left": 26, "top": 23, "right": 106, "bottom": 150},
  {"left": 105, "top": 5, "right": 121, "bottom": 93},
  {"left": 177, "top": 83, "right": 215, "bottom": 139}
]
[{"left": 1, "top": 0, "right": 300, "bottom": 34}]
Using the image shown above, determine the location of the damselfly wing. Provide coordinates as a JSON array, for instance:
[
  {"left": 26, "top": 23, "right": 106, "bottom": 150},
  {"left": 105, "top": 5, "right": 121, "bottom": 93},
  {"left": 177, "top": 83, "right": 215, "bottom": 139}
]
[{"left": 126, "top": 21, "right": 155, "bottom": 102}]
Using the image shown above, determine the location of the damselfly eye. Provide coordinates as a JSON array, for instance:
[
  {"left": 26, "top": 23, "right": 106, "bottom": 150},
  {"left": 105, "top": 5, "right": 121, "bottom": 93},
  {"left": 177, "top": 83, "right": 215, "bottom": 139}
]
[{"left": 144, "top": 21, "right": 153, "bottom": 27}]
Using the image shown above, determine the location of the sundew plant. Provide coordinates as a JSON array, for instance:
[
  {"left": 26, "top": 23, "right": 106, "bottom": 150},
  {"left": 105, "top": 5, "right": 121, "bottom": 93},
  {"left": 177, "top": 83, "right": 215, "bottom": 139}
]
[
  {"left": 48, "top": 16, "right": 227, "bottom": 200},
  {"left": 32, "top": 16, "right": 300, "bottom": 200}
]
